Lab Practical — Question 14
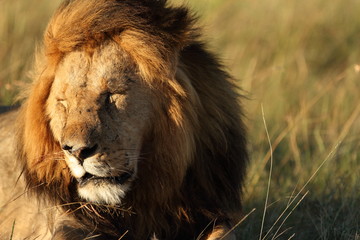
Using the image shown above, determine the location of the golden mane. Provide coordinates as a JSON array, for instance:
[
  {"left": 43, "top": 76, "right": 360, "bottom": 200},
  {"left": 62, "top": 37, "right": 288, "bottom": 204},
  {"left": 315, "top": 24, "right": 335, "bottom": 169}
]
[{"left": 16, "top": 0, "right": 248, "bottom": 239}]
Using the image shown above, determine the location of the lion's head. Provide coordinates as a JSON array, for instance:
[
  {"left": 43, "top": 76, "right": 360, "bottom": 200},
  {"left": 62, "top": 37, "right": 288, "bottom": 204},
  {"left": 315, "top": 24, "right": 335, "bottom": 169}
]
[
  {"left": 47, "top": 42, "right": 155, "bottom": 205},
  {"left": 16, "top": 0, "right": 248, "bottom": 239}
]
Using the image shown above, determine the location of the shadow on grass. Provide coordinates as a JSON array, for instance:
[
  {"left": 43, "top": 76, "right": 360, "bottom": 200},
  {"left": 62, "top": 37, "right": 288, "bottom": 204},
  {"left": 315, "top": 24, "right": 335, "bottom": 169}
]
[{"left": 237, "top": 194, "right": 360, "bottom": 240}]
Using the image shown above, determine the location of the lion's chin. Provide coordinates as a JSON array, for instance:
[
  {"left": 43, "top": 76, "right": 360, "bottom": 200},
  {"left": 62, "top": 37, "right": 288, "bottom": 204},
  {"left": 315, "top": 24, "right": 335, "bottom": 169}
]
[{"left": 77, "top": 181, "right": 131, "bottom": 205}]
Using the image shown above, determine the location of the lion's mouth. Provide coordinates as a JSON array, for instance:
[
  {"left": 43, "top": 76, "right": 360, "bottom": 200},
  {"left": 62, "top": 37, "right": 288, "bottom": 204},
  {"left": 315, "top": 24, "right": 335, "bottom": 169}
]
[{"left": 77, "top": 172, "right": 133, "bottom": 186}]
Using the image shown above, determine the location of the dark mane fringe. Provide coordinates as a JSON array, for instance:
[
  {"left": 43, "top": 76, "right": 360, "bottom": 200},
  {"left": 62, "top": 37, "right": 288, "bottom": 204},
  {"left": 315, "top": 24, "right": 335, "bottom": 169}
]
[{"left": 16, "top": 0, "right": 248, "bottom": 239}]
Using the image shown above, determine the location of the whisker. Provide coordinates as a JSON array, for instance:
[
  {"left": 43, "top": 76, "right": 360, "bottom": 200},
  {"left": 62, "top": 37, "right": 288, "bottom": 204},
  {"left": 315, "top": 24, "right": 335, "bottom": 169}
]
[{"left": 43, "top": 201, "right": 133, "bottom": 214}]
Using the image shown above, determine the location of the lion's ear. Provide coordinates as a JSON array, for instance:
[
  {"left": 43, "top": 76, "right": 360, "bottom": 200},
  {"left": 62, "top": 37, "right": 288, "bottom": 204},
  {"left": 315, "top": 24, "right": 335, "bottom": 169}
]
[
  {"left": 154, "top": 5, "right": 197, "bottom": 49},
  {"left": 144, "top": 0, "right": 167, "bottom": 4}
]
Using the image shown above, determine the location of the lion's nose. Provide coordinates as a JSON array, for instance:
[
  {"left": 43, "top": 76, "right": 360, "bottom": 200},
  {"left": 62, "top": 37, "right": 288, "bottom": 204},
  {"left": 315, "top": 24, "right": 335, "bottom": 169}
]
[{"left": 62, "top": 143, "right": 98, "bottom": 161}]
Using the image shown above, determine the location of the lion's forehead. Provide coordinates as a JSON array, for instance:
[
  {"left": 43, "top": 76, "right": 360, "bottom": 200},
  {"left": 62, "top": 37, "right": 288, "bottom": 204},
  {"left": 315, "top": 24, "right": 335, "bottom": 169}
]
[{"left": 54, "top": 42, "right": 133, "bottom": 95}]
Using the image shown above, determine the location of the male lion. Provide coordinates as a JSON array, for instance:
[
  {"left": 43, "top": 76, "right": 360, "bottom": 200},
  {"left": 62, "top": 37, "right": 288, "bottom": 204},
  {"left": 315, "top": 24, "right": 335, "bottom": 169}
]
[{"left": 0, "top": 0, "right": 248, "bottom": 239}]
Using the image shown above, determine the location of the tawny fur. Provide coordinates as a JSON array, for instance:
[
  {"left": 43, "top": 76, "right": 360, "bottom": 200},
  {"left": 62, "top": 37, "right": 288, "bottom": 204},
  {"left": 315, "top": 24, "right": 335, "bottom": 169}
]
[{"left": 0, "top": 0, "right": 248, "bottom": 239}]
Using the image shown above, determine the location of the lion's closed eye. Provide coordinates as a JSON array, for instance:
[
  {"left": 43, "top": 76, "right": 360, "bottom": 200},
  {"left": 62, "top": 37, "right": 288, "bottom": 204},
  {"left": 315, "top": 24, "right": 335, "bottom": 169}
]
[
  {"left": 103, "top": 92, "right": 127, "bottom": 109},
  {"left": 57, "top": 98, "right": 68, "bottom": 109}
]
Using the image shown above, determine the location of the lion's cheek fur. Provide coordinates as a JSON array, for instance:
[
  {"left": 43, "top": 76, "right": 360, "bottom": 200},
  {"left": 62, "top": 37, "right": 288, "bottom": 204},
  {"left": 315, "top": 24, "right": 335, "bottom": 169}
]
[{"left": 17, "top": 62, "right": 73, "bottom": 196}]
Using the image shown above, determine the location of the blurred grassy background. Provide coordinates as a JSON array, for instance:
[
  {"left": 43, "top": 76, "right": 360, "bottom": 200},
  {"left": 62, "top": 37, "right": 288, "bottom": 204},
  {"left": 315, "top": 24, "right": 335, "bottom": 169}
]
[{"left": 1, "top": 0, "right": 359, "bottom": 239}]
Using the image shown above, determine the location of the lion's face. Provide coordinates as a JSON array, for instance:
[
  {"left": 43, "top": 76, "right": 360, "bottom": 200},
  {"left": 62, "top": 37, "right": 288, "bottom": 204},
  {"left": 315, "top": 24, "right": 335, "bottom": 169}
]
[{"left": 46, "top": 41, "right": 154, "bottom": 205}]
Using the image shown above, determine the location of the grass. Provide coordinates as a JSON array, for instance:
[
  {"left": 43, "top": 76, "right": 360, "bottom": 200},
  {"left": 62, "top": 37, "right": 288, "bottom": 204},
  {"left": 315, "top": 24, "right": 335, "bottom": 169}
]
[
  {"left": 1, "top": 0, "right": 360, "bottom": 239},
  {"left": 0, "top": 0, "right": 62, "bottom": 105}
]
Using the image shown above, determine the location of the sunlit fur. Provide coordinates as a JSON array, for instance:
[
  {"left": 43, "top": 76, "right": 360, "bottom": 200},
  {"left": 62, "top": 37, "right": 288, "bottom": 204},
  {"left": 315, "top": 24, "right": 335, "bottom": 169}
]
[
  {"left": 16, "top": 0, "right": 248, "bottom": 239},
  {"left": 78, "top": 182, "right": 129, "bottom": 205}
]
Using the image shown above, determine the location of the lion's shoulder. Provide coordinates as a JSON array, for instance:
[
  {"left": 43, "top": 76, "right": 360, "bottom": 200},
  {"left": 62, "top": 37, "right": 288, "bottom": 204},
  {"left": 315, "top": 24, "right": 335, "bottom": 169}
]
[
  {"left": 0, "top": 110, "right": 52, "bottom": 239},
  {"left": 0, "top": 109, "right": 18, "bottom": 185}
]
